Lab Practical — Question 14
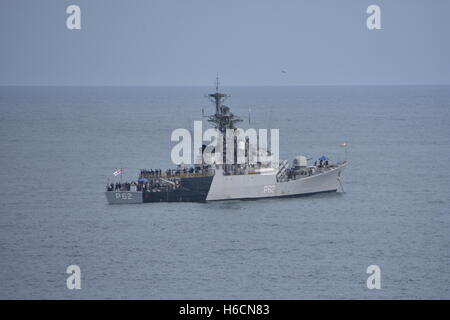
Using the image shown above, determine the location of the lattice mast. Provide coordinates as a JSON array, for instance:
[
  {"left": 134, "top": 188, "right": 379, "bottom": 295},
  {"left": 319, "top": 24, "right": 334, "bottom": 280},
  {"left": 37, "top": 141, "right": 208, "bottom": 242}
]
[
  {"left": 207, "top": 76, "right": 242, "bottom": 133},
  {"left": 206, "top": 76, "right": 243, "bottom": 169}
]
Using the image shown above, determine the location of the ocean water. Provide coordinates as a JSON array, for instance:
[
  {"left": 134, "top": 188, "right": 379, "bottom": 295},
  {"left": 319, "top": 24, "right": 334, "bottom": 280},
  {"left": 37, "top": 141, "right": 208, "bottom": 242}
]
[{"left": 0, "top": 86, "right": 449, "bottom": 299}]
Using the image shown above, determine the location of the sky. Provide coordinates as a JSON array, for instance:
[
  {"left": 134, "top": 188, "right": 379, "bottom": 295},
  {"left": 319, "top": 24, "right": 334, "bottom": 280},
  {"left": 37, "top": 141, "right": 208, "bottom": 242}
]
[{"left": 0, "top": 0, "right": 449, "bottom": 86}]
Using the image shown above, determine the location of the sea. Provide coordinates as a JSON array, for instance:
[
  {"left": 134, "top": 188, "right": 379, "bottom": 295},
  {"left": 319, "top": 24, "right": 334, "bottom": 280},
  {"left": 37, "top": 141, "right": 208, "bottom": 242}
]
[{"left": 0, "top": 86, "right": 449, "bottom": 299}]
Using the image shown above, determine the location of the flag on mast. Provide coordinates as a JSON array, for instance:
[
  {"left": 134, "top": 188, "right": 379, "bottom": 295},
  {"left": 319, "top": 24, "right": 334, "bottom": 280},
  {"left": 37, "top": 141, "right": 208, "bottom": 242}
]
[{"left": 113, "top": 168, "right": 123, "bottom": 176}]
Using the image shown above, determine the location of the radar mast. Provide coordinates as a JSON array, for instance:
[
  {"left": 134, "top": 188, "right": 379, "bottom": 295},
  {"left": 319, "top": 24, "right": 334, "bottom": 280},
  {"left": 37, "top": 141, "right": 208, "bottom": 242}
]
[{"left": 207, "top": 75, "right": 242, "bottom": 133}]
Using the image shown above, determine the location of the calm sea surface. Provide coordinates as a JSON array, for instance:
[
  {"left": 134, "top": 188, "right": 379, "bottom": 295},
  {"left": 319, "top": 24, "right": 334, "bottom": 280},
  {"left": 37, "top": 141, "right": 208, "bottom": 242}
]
[{"left": 0, "top": 86, "right": 449, "bottom": 299}]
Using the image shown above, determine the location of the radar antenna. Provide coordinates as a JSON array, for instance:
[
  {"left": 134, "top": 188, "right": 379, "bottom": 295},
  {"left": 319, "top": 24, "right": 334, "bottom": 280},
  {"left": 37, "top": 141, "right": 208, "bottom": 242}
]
[{"left": 206, "top": 75, "right": 241, "bottom": 133}]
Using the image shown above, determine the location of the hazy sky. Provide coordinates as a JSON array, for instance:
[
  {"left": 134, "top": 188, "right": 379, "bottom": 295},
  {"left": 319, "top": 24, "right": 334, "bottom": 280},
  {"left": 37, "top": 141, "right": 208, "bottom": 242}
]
[{"left": 1, "top": 0, "right": 449, "bottom": 86}]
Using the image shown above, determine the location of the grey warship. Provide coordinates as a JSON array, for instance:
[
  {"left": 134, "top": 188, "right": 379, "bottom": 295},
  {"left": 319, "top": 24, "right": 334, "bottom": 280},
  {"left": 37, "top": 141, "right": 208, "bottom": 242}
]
[{"left": 105, "top": 82, "right": 347, "bottom": 204}]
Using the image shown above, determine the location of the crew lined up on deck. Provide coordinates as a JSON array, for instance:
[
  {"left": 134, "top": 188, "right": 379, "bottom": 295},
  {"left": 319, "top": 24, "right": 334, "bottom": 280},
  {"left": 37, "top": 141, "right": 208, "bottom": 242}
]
[
  {"left": 140, "top": 169, "right": 163, "bottom": 177},
  {"left": 314, "top": 160, "right": 329, "bottom": 168},
  {"left": 106, "top": 179, "right": 181, "bottom": 192},
  {"left": 107, "top": 166, "right": 209, "bottom": 192},
  {"left": 141, "top": 167, "right": 200, "bottom": 179},
  {"left": 107, "top": 156, "right": 335, "bottom": 192},
  {"left": 107, "top": 182, "right": 132, "bottom": 191}
]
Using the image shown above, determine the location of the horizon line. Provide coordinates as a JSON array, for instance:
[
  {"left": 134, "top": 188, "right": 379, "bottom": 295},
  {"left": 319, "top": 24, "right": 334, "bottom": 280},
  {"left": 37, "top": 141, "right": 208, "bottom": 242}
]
[{"left": 1, "top": 83, "right": 449, "bottom": 88}]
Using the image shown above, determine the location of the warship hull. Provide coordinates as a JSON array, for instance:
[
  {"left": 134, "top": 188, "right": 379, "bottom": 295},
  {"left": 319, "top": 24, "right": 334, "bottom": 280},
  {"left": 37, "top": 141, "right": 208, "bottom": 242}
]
[
  {"left": 143, "top": 175, "right": 213, "bottom": 202},
  {"left": 105, "top": 163, "right": 345, "bottom": 204},
  {"left": 206, "top": 164, "right": 344, "bottom": 201}
]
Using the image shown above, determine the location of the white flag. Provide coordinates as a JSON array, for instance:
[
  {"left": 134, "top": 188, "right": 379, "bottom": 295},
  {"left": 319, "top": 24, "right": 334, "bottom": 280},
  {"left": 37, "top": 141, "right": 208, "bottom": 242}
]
[{"left": 113, "top": 168, "right": 123, "bottom": 176}]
